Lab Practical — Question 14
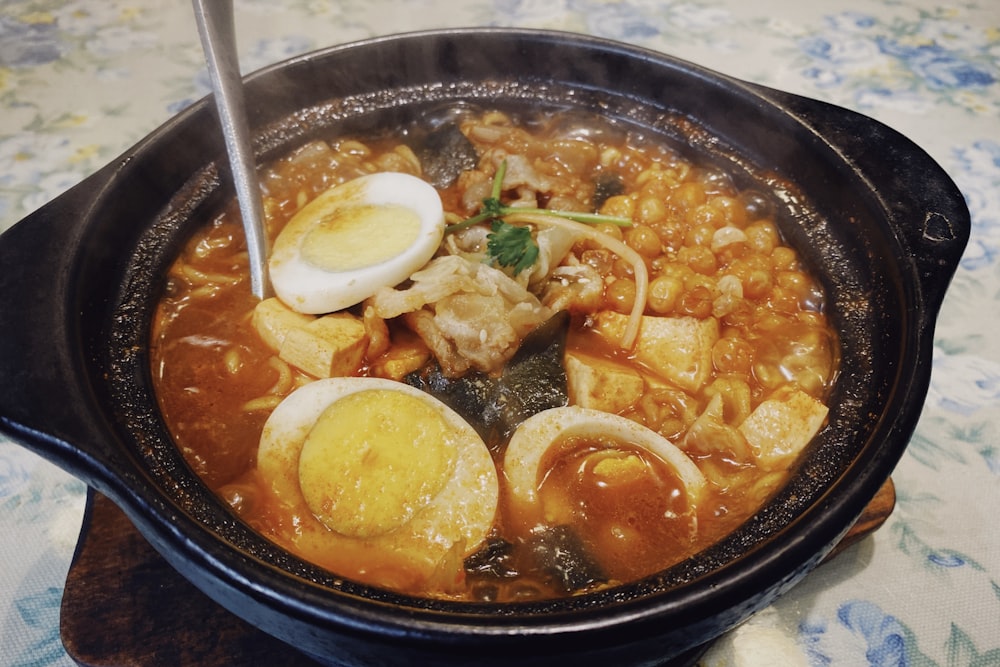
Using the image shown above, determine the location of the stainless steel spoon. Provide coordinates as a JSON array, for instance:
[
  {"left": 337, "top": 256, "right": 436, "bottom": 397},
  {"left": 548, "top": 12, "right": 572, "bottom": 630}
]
[{"left": 192, "top": 0, "right": 271, "bottom": 299}]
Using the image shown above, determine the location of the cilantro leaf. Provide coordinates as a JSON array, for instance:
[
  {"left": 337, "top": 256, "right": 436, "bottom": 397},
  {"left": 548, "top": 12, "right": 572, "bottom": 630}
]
[
  {"left": 487, "top": 220, "right": 539, "bottom": 275},
  {"left": 445, "top": 159, "right": 632, "bottom": 275}
]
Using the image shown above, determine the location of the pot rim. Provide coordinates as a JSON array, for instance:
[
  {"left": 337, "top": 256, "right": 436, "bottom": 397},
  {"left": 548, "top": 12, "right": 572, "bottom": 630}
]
[
  {"left": 125, "top": 27, "right": 925, "bottom": 630},
  {"left": 0, "top": 26, "right": 969, "bottom": 655}
]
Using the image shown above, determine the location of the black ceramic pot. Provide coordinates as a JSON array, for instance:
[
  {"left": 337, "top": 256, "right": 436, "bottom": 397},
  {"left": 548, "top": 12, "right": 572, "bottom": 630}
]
[{"left": 0, "top": 29, "right": 968, "bottom": 667}]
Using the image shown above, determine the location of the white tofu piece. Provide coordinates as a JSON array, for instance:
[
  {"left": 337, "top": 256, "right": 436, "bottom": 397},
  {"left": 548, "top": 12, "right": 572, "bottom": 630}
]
[
  {"left": 739, "top": 386, "right": 829, "bottom": 470},
  {"left": 595, "top": 312, "right": 719, "bottom": 392},
  {"left": 565, "top": 351, "right": 645, "bottom": 414},
  {"left": 252, "top": 297, "right": 315, "bottom": 352},
  {"left": 278, "top": 313, "right": 368, "bottom": 379},
  {"left": 705, "top": 376, "right": 753, "bottom": 425}
]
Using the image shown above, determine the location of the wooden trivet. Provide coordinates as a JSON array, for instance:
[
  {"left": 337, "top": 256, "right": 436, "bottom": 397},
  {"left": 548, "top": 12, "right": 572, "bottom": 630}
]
[{"left": 60, "top": 493, "right": 323, "bottom": 666}]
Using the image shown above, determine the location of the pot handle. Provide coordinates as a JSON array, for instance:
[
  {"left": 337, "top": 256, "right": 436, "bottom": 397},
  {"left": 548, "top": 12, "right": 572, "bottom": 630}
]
[
  {"left": 0, "top": 164, "right": 137, "bottom": 497},
  {"left": 758, "top": 86, "right": 971, "bottom": 315}
]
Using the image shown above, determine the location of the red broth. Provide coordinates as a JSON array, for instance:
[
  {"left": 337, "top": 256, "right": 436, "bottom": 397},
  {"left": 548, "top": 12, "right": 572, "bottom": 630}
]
[{"left": 150, "top": 109, "right": 838, "bottom": 601}]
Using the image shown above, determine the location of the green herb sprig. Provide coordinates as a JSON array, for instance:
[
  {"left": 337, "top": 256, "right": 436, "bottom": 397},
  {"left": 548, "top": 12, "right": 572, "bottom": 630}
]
[
  {"left": 486, "top": 219, "right": 538, "bottom": 275},
  {"left": 446, "top": 160, "right": 633, "bottom": 274}
]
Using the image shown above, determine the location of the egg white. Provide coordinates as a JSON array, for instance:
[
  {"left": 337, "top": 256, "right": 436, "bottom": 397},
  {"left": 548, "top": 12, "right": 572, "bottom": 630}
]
[
  {"left": 503, "top": 406, "right": 708, "bottom": 516},
  {"left": 256, "top": 377, "right": 498, "bottom": 591},
  {"left": 269, "top": 172, "right": 445, "bottom": 314}
]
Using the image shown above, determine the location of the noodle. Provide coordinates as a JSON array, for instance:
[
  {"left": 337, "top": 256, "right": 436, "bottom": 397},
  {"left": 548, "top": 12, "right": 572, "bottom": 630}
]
[{"left": 242, "top": 395, "right": 284, "bottom": 412}]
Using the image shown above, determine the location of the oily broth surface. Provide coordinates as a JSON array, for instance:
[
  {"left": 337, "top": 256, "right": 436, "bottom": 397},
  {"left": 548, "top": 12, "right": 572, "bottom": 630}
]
[{"left": 150, "top": 108, "right": 838, "bottom": 602}]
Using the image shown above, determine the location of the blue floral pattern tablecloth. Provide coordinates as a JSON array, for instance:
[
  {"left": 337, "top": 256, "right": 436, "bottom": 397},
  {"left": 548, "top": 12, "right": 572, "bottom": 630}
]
[{"left": 2, "top": 1, "right": 998, "bottom": 665}]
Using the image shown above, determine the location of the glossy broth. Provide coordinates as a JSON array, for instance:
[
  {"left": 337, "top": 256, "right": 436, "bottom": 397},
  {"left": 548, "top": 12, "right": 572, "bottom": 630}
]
[{"left": 150, "top": 108, "right": 838, "bottom": 601}]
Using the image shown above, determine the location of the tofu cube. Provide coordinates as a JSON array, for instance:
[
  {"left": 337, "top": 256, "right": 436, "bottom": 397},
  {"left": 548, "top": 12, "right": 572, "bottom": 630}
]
[
  {"left": 565, "top": 351, "right": 644, "bottom": 414},
  {"left": 704, "top": 376, "right": 753, "bottom": 425},
  {"left": 595, "top": 312, "right": 718, "bottom": 392},
  {"left": 252, "top": 297, "right": 315, "bottom": 352},
  {"left": 739, "top": 386, "right": 829, "bottom": 470},
  {"left": 278, "top": 313, "right": 368, "bottom": 378}
]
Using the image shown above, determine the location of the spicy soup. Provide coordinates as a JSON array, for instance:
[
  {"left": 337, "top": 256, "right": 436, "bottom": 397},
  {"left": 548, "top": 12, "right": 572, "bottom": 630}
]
[{"left": 150, "top": 108, "right": 837, "bottom": 602}]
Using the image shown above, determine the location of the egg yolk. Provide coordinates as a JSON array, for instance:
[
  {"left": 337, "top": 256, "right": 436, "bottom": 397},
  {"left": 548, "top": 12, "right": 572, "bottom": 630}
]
[
  {"left": 297, "top": 389, "right": 456, "bottom": 539},
  {"left": 300, "top": 204, "right": 422, "bottom": 271}
]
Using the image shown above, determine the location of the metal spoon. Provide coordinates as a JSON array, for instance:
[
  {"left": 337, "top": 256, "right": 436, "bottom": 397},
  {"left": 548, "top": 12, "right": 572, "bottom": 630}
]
[{"left": 192, "top": 0, "right": 271, "bottom": 299}]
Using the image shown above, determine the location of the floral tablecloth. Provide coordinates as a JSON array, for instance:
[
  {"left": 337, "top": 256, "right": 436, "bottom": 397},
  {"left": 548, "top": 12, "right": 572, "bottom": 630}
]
[{"left": 2, "top": 1, "right": 998, "bottom": 665}]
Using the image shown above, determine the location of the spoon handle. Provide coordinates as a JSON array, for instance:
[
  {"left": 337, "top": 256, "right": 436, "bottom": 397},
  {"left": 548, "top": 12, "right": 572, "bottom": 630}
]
[{"left": 192, "top": 0, "right": 271, "bottom": 299}]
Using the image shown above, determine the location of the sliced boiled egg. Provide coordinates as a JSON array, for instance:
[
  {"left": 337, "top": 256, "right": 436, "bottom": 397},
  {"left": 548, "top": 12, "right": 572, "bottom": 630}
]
[
  {"left": 503, "top": 406, "right": 708, "bottom": 578},
  {"left": 504, "top": 406, "right": 707, "bottom": 511},
  {"left": 269, "top": 172, "right": 445, "bottom": 314},
  {"left": 256, "top": 377, "right": 498, "bottom": 593}
]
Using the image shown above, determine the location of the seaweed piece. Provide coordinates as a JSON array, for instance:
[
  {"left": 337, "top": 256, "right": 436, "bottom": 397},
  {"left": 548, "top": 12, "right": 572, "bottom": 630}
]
[
  {"left": 527, "top": 525, "right": 608, "bottom": 594},
  {"left": 497, "top": 310, "right": 570, "bottom": 431},
  {"left": 592, "top": 172, "right": 625, "bottom": 211},
  {"left": 406, "top": 364, "right": 505, "bottom": 445},
  {"left": 404, "top": 311, "right": 570, "bottom": 452},
  {"left": 464, "top": 537, "right": 519, "bottom": 579},
  {"left": 415, "top": 123, "right": 479, "bottom": 189}
]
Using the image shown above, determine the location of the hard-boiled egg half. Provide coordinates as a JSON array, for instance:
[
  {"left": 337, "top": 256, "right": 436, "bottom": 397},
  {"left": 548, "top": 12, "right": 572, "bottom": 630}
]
[
  {"left": 269, "top": 172, "right": 445, "bottom": 314},
  {"left": 256, "top": 377, "right": 498, "bottom": 594},
  {"left": 503, "top": 406, "right": 708, "bottom": 581}
]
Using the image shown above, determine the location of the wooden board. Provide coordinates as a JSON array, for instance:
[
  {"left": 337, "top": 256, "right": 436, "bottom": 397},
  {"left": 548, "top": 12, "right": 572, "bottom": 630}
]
[
  {"left": 823, "top": 477, "right": 896, "bottom": 562},
  {"left": 60, "top": 493, "right": 323, "bottom": 666},
  {"left": 60, "top": 479, "right": 895, "bottom": 666}
]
